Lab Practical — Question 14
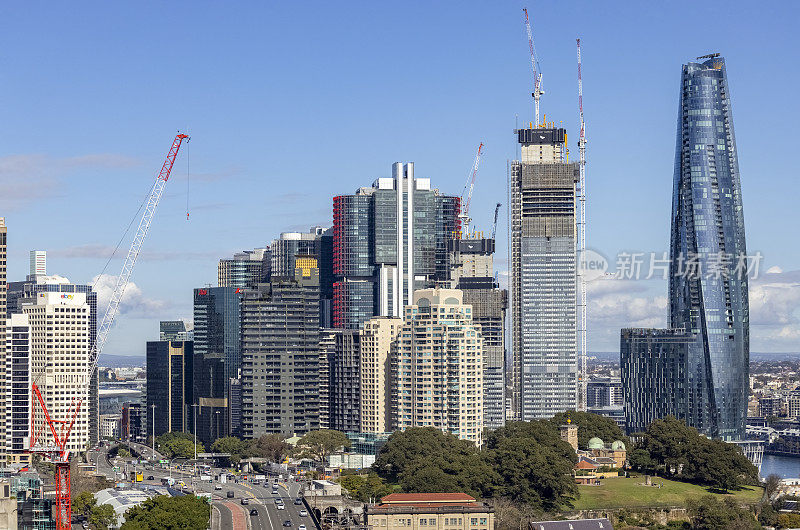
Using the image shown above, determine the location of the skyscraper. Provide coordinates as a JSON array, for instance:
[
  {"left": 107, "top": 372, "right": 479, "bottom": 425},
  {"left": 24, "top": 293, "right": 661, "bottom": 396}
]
[
  {"left": 0, "top": 219, "right": 7, "bottom": 462},
  {"left": 320, "top": 329, "right": 361, "bottom": 433},
  {"left": 359, "top": 317, "right": 402, "bottom": 434},
  {"left": 192, "top": 287, "right": 241, "bottom": 444},
  {"left": 4, "top": 313, "right": 31, "bottom": 464},
  {"left": 333, "top": 164, "right": 460, "bottom": 330},
  {"left": 218, "top": 248, "right": 270, "bottom": 289},
  {"left": 669, "top": 54, "right": 749, "bottom": 440},
  {"left": 510, "top": 128, "right": 579, "bottom": 420},
  {"left": 240, "top": 257, "right": 320, "bottom": 437},
  {"left": 29, "top": 250, "right": 46, "bottom": 278},
  {"left": 393, "top": 288, "right": 484, "bottom": 446},
  {"left": 448, "top": 238, "right": 507, "bottom": 429},
  {"left": 146, "top": 339, "right": 193, "bottom": 438}
]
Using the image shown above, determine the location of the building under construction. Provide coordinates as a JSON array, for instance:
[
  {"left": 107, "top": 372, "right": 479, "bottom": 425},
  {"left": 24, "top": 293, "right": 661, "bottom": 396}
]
[{"left": 510, "top": 126, "right": 580, "bottom": 421}]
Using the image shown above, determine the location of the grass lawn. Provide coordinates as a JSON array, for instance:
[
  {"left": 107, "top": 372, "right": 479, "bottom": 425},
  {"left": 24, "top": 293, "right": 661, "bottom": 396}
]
[{"left": 570, "top": 474, "right": 763, "bottom": 511}]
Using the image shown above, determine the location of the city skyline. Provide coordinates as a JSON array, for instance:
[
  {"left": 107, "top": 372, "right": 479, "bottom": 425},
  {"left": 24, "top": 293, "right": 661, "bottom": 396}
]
[{"left": 1, "top": 2, "right": 797, "bottom": 355}]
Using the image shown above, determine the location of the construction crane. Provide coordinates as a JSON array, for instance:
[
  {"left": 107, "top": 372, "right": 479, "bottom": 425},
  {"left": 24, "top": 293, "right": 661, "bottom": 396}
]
[
  {"left": 459, "top": 142, "right": 484, "bottom": 237},
  {"left": 491, "top": 202, "right": 502, "bottom": 240},
  {"left": 576, "top": 39, "right": 588, "bottom": 412},
  {"left": 28, "top": 132, "right": 189, "bottom": 530},
  {"left": 523, "top": 8, "right": 544, "bottom": 126}
]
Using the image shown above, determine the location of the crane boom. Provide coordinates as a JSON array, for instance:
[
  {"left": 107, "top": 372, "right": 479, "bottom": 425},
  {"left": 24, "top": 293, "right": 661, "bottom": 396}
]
[
  {"left": 523, "top": 8, "right": 544, "bottom": 126},
  {"left": 491, "top": 202, "right": 501, "bottom": 240},
  {"left": 29, "top": 132, "right": 189, "bottom": 530},
  {"left": 576, "top": 39, "right": 588, "bottom": 412},
  {"left": 459, "top": 142, "right": 484, "bottom": 237}
]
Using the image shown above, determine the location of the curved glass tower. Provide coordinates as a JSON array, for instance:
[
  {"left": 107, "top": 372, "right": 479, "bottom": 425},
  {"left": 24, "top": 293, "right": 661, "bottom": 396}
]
[{"left": 669, "top": 55, "right": 749, "bottom": 440}]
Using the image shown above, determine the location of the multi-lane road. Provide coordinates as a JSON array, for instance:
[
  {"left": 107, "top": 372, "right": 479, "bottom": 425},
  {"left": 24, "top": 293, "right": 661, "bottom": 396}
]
[{"left": 87, "top": 443, "right": 318, "bottom": 530}]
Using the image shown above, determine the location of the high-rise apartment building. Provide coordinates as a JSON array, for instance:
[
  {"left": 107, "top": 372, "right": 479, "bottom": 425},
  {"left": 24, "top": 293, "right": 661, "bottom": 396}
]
[
  {"left": 586, "top": 377, "right": 623, "bottom": 408},
  {"left": 193, "top": 287, "right": 241, "bottom": 444},
  {"left": 510, "top": 128, "right": 579, "bottom": 420},
  {"left": 359, "top": 317, "right": 402, "bottom": 434},
  {"left": 333, "top": 164, "right": 460, "bottom": 330},
  {"left": 146, "top": 340, "right": 193, "bottom": 438},
  {"left": 240, "top": 257, "right": 320, "bottom": 437},
  {"left": 393, "top": 289, "right": 483, "bottom": 446},
  {"left": 319, "top": 329, "right": 360, "bottom": 433},
  {"left": 5, "top": 313, "right": 31, "bottom": 464},
  {"left": 0, "top": 219, "right": 7, "bottom": 462},
  {"left": 448, "top": 238, "right": 507, "bottom": 430},
  {"left": 121, "top": 403, "right": 145, "bottom": 444},
  {"left": 669, "top": 55, "right": 749, "bottom": 440},
  {"left": 218, "top": 248, "right": 270, "bottom": 289},
  {"left": 26, "top": 292, "right": 91, "bottom": 453},
  {"left": 620, "top": 328, "right": 692, "bottom": 434}
]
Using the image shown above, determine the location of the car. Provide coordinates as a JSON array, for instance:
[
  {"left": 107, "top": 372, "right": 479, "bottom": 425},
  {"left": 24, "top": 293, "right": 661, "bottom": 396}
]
[
  {"left": 214, "top": 485, "right": 222, "bottom": 490},
  {"left": 274, "top": 499, "right": 282, "bottom": 504},
  {"left": 265, "top": 483, "right": 272, "bottom": 489},
  {"left": 283, "top": 521, "right": 292, "bottom": 527},
  {"left": 147, "top": 476, "right": 154, "bottom": 481},
  {"left": 277, "top": 503, "right": 285, "bottom": 510},
  {"left": 294, "top": 498, "right": 302, "bottom": 505},
  {"left": 299, "top": 525, "right": 307, "bottom": 530},
  {"left": 82, "top": 523, "right": 89, "bottom": 529},
  {"left": 299, "top": 510, "right": 308, "bottom": 517},
  {"left": 227, "top": 491, "right": 235, "bottom": 498},
  {"left": 241, "top": 498, "right": 249, "bottom": 505},
  {"left": 250, "top": 508, "right": 259, "bottom": 516}
]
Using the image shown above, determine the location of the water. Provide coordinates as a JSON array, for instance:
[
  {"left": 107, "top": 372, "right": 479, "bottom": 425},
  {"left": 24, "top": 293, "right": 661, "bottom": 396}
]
[{"left": 760, "top": 454, "right": 800, "bottom": 479}]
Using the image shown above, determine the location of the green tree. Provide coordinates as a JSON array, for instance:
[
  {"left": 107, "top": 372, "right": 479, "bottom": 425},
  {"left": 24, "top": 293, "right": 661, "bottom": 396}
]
[
  {"left": 120, "top": 495, "right": 210, "bottom": 530},
  {"left": 549, "top": 411, "right": 630, "bottom": 450},
  {"left": 338, "top": 473, "right": 393, "bottom": 503},
  {"left": 211, "top": 436, "right": 247, "bottom": 464},
  {"left": 118, "top": 447, "right": 131, "bottom": 458},
  {"left": 251, "top": 433, "right": 289, "bottom": 462},
  {"left": 687, "top": 495, "right": 759, "bottom": 530},
  {"left": 372, "top": 427, "right": 496, "bottom": 498},
  {"left": 156, "top": 432, "right": 204, "bottom": 459},
  {"left": 483, "top": 420, "right": 578, "bottom": 511},
  {"left": 73, "top": 491, "right": 96, "bottom": 518},
  {"left": 294, "top": 429, "right": 350, "bottom": 464},
  {"left": 89, "top": 503, "right": 117, "bottom": 530},
  {"left": 778, "top": 512, "right": 800, "bottom": 528}
]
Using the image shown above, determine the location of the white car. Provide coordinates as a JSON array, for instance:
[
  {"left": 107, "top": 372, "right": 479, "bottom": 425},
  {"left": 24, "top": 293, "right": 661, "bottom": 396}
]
[
  {"left": 299, "top": 510, "right": 307, "bottom": 517},
  {"left": 299, "top": 525, "right": 307, "bottom": 530},
  {"left": 277, "top": 503, "right": 285, "bottom": 510}
]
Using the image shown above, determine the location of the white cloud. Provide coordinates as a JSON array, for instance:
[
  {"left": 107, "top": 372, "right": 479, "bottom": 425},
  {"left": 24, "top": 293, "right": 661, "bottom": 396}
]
[{"left": 91, "top": 274, "right": 170, "bottom": 318}]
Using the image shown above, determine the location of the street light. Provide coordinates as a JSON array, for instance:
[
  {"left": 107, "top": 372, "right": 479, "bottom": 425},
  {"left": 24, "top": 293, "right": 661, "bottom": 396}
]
[
  {"left": 192, "top": 403, "right": 199, "bottom": 486},
  {"left": 150, "top": 404, "right": 156, "bottom": 458}
]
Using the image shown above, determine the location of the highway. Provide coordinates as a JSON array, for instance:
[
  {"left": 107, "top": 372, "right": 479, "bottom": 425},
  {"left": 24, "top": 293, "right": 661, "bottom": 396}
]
[{"left": 87, "top": 443, "right": 317, "bottom": 529}]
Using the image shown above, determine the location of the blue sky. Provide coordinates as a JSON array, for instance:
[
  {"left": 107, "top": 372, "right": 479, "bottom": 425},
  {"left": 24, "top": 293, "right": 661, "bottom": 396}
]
[{"left": 1, "top": 1, "right": 798, "bottom": 354}]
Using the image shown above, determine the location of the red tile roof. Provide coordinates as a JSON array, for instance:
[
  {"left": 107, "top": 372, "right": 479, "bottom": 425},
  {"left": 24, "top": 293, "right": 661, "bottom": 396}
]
[{"left": 380, "top": 493, "right": 477, "bottom": 504}]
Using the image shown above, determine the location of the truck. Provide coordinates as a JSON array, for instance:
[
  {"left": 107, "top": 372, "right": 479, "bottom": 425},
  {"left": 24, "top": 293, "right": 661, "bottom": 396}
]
[
  {"left": 135, "top": 473, "right": 143, "bottom": 482},
  {"left": 200, "top": 475, "right": 211, "bottom": 482},
  {"left": 218, "top": 474, "right": 227, "bottom": 484}
]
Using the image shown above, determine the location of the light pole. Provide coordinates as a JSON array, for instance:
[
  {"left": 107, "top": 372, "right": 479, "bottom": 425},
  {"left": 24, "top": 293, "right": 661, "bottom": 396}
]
[
  {"left": 192, "top": 404, "right": 199, "bottom": 486},
  {"left": 214, "top": 410, "right": 220, "bottom": 441}
]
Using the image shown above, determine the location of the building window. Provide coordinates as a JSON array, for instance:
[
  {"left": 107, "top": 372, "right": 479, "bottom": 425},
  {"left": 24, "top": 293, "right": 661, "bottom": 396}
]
[
  {"left": 420, "top": 519, "right": 427, "bottom": 526},
  {"left": 471, "top": 518, "right": 478, "bottom": 526}
]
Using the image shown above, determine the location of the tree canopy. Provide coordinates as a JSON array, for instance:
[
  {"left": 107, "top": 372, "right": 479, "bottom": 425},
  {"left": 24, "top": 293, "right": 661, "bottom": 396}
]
[
  {"left": 338, "top": 473, "right": 394, "bottom": 503},
  {"left": 210, "top": 434, "right": 289, "bottom": 465},
  {"left": 630, "top": 416, "right": 759, "bottom": 491},
  {"left": 120, "top": 495, "right": 210, "bottom": 530},
  {"left": 294, "top": 429, "right": 350, "bottom": 463},
  {"left": 155, "top": 432, "right": 204, "bottom": 459},
  {"left": 687, "top": 495, "right": 760, "bottom": 530}
]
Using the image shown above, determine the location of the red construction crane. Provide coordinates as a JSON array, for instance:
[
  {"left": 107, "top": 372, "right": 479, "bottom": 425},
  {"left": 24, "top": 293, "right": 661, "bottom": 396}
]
[
  {"left": 458, "top": 142, "right": 484, "bottom": 237},
  {"left": 523, "top": 8, "right": 544, "bottom": 126},
  {"left": 28, "top": 132, "right": 189, "bottom": 530}
]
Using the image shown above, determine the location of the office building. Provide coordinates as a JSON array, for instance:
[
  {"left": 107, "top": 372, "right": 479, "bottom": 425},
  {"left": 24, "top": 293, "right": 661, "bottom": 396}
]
[
  {"left": 321, "top": 329, "right": 361, "bottom": 433},
  {"left": 759, "top": 395, "right": 784, "bottom": 418},
  {"left": 333, "top": 164, "right": 460, "bottom": 329},
  {"left": 100, "top": 414, "right": 120, "bottom": 439},
  {"left": 159, "top": 320, "right": 193, "bottom": 341},
  {"left": 25, "top": 291, "right": 91, "bottom": 453},
  {"left": 5, "top": 313, "right": 31, "bottom": 464},
  {"left": 193, "top": 287, "right": 241, "bottom": 444},
  {"left": 121, "top": 403, "right": 145, "bottom": 444},
  {"left": 788, "top": 391, "right": 800, "bottom": 418},
  {"left": 669, "top": 55, "right": 749, "bottom": 440},
  {"left": 271, "top": 228, "right": 333, "bottom": 327},
  {"left": 146, "top": 339, "right": 193, "bottom": 438},
  {"left": 6, "top": 271, "right": 99, "bottom": 445},
  {"left": 218, "top": 247, "right": 270, "bottom": 289},
  {"left": 240, "top": 257, "right": 320, "bottom": 437},
  {"left": 510, "top": 127, "right": 579, "bottom": 420},
  {"left": 29, "top": 250, "right": 46, "bottom": 278},
  {"left": 393, "top": 288, "right": 484, "bottom": 445},
  {"left": 0, "top": 219, "right": 6, "bottom": 463},
  {"left": 620, "top": 328, "right": 693, "bottom": 434},
  {"left": 448, "top": 237, "right": 507, "bottom": 429},
  {"left": 359, "top": 317, "right": 402, "bottom": 434},
  {"left": 586, "top": 377, "right": 623, "bottom": 408}
]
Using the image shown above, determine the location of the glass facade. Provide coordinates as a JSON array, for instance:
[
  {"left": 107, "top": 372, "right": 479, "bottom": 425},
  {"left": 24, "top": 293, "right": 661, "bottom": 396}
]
[
  {"left": 620, "top": 328, "right": 692, "bottom": 434},
  {"left": 669, "top": 55, "right": 749, "bottom": 440},
  {"left": 146, "top": 340, "right": 193, "bottom": 437}
]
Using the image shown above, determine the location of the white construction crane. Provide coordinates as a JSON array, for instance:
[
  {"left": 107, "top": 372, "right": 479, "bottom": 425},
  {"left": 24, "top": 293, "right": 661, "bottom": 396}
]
[
  {"left": 576, "top": 39, "right": 588, "bottom": 411},
  {"left": 523, "top": 8, "right": 544, "bottom": 126},
  {"left": 459, "top": 142, "right": 484, "bottom": 237}
]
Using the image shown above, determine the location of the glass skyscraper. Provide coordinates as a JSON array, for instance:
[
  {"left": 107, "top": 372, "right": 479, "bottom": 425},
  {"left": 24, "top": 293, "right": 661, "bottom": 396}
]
[{"left": 669, "top": 54, "right": 749, "bottom": 440}]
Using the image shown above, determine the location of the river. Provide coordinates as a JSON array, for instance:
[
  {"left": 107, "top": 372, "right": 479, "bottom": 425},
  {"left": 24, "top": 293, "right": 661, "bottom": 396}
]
[{"left": 760, "top": 454, "right": 800, "bottom": 479}]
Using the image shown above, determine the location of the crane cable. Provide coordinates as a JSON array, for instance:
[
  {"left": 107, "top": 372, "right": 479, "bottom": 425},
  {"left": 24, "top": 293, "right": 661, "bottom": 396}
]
[{"left": 186, "top": 135, "right": 190, "bottom": 220}]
